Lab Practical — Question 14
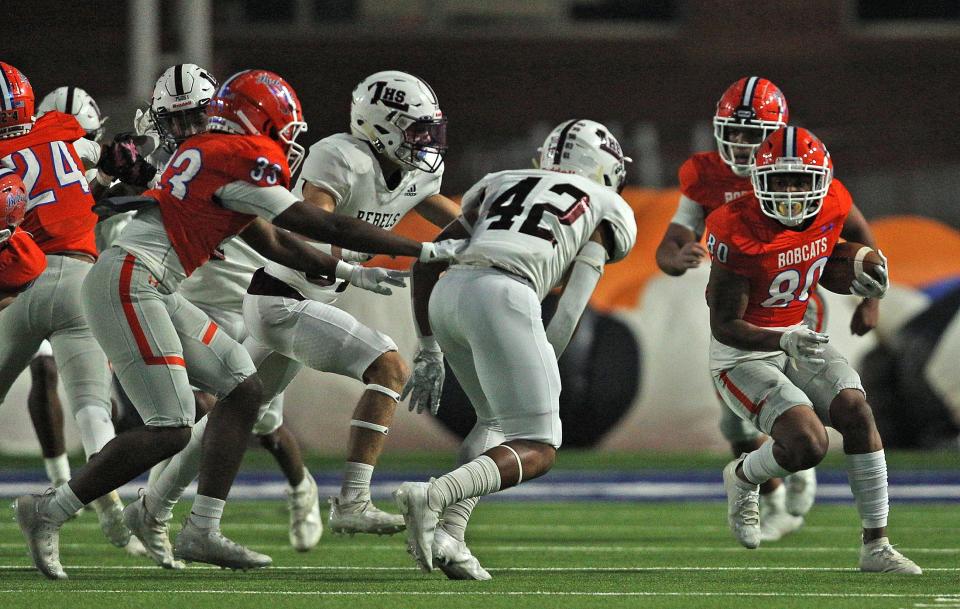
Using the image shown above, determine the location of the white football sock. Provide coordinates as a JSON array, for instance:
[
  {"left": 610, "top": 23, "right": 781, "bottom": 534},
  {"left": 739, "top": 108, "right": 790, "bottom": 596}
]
[
  {"left": 290, "top": 468, "right": 312, "bottom": 493},
  {"left": 46, "top": 483, "right": 84, "bottom": 525},
  {"left": 339, "top": 461, "right": 373, "bottom": 505},
  {"left": 74, "top": 405, "right": 115, "bottom": 458},
  {"left": 441, "top": 497, "right": 479, "bottom": 542},
  {"left": 759, "top": 483, "right": 787, "bottom": 513},
  {"left": 188, "top": 495, "right": 225, "bottom": 530},
  {"left": 44, "top": 454, "right": 70, "bottom": 486},
  {"left": 846, "top": 450, "right": 889, "bottom": 530},
  {"left": 146, "top": 418, "right": 205, "bottom": 523},
  {"left": 427, "top": 455, "right": 501, "bottom": 513},
  {"left": 742, "top": 440, "right": 791, "bottom": 485}
]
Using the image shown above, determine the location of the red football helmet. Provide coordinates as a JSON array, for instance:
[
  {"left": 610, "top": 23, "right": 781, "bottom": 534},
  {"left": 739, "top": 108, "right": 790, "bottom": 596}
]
[
  {"left": 0, "top": 169, "right": 27, "bottom": 245},
  {"left": 713, "top": 76, "right": 788, "bottom": 176},
  {"left": 206, "top": 70, "right": 308, "bottom": 173},
  {"left": 0, "top": 62, "right": 35, "bottom": 139},
  {"left": 752, "top": 126, "right": 833, "bottom": 227}
]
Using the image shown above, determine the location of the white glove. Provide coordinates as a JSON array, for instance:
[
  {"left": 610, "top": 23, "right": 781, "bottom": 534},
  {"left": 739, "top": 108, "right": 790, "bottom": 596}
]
[
  {"left": 336, "top": 247, "right": 374, "bottom": 263},
  {"left": 779, "top": 327, "right": 829, "bottom": 366},
  {"left": 334, "top": 261, "right": 408, "bottom": 295},
  {"left": 133, "top": 108, "right": 161, "bottom": 154},
  {"left": 850, "top": 249, "right": 889, "bottom": 299},
  {"left": 419, "top": 239, "right": 469, "bottom": 263},
  {"left": 401, "top": 337, "right": 445, "bottom": 415}
]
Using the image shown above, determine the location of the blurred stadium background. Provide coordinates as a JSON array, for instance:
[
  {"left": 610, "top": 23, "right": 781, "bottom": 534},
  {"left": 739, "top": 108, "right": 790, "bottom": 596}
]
[{"left": 3, "top": 0, "right": 960, "bottom": 458}]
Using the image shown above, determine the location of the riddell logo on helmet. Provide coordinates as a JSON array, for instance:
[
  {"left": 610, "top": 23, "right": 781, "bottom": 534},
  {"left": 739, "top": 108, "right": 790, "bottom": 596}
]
[{"left": 256, "top": 74, "right": 282, "bottom": 87}]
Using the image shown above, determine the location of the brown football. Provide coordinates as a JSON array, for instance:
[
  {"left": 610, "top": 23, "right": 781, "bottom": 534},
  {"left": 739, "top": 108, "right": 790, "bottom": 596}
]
[{"left": 819, "top": 241, "right": 886, "bottom": 295}]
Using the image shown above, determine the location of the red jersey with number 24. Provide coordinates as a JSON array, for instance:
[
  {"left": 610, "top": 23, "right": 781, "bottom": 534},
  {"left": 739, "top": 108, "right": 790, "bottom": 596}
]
[
  {"left": 704, "top": 180, "right": 852, "bottom": 328},
  {"left": 142, "top": 132, "right": 291, "bottom": 277}
]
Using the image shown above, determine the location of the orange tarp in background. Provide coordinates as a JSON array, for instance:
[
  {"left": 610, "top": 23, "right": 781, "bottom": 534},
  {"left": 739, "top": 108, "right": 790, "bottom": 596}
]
[{"left": 368, "top": 189, "right": 960, "bottom": 311}]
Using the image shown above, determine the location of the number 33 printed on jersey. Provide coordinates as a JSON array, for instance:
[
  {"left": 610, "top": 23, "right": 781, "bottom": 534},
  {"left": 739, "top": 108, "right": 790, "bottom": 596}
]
[{"left": 162, "top": 149, "right": 283, "bottom": 201}]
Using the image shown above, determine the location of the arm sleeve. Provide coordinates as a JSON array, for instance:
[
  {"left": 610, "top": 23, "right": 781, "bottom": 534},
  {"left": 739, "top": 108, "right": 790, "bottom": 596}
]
[
  {"left": 670, "top": 194, "right": 707, "bottom": 237},
  {"left": 296, "top": 142, "right": 352, "bottom": 205},
  {"left": 545, "top": 241, "right": 607, "bottom": 357},
  {"left": 216, "top": 181, "right": 298, "bottom": 221}
]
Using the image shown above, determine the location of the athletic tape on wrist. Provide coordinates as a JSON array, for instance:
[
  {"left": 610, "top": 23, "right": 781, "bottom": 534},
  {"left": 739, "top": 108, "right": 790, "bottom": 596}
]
[
  {"left": 365, "top": 383, "right": 401, "bottom": 402},
  {"left": 350, "top": 419, "right": 389, "bottom": 435},
  {"left": 501, "top": 444, "right": 524, "bottom": 485}
]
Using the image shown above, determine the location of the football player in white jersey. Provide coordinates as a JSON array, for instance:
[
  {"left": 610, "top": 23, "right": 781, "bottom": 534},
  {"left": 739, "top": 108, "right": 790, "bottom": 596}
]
[
  {"left": 396, "top": 119, "right": 637, "bottom": 579},
  {"left": 138, "top": 71, "right": 461, "bottom": 543}
]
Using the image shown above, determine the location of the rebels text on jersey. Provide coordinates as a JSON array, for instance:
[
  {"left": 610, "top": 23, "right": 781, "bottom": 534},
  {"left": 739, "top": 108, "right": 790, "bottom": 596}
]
[
  {"left": 0, "top": 112, "right": 98, "bottom": 257},
  {"left": 679, "top": 151, "right": 752, "bottom": 217},
  {"left": 0, "top": 229, "right": 47, "bottom": 292},
  {"left": 704, "top": 180, "right": 853, "bottom": 329},
  {"left": 459, "top": 169, "right": 637, "bottom": 300},
  {"left": 142, "top": 132, "right": 291, "bottom": 277}
]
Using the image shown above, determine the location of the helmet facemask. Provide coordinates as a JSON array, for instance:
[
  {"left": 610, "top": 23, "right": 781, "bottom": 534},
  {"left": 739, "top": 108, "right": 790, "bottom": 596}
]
[
  {"left": 713, "top": 114, "right": 784, "bottom": 177},
  {"left": 277, "top": 120, "right": 308, "bottom": 175},
  {"left": 752, "top": 164, "right": 831, "bottom": 227},
  {"left": 152, "top": 106, "right": 209, "bottom": 150}
]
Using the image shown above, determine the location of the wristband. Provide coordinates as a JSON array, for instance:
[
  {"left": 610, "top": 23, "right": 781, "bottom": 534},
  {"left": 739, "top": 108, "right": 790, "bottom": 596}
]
[
  {"left": 333, "top": 260, "right": 354, "bottom": 281},
  {"left": 418, "top": 335, "right": 441, "bottom": 352}
]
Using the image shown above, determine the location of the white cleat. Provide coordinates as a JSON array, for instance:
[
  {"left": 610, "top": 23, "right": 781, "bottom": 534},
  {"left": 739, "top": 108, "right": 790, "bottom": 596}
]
[
  {"left": 287, "top": 472, "right": 322, "bottom": 551},
  {"left": 124, "top": 536, "right": 150, "bottom": 558},
  {"left": 759, "top": 510, "right": 804, "bottom": 542},
  {"left": 122, "top": 493, "right": 185, "bottom": 569},
  {"left": 723, "top": 456, "right": 761, "bottom": 549},
  {"left": 859, "top": 538, "right": 922, "bottom": 574},
  {"left": 91, "top": 491, "right": 132, "bottom": 548},
  {"left": 173, "top": 520, "right": 272, "bottom": 570},
  {"left": 13, "top": 493, "right": 67, "bottom": 580},
  {"left": 329, "top": 497, "right": 405, "bottom": 536},
  {"left": 785, "top": 468, "right": 817, "bottom": 517},
  {"left": 394, "top": 481, "right": 439, "bottom": 572},
  {"left": 433, "top": 526, "right": 491, "bottom": 581}
]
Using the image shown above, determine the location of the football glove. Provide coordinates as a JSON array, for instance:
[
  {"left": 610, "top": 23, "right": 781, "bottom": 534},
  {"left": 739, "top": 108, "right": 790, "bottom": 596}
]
[
  {"left": 419, "top": 238, "right": 468, "bottom": 263},
  {"left": 401, "top": 337, "right": 444, "bottom": 415},
  {"left": 334, "top": 262, "right": 408, "bottom": 296},
  {"left": 850, "top": 249, "right": 889, "bottom": 299},
  {"left": 779, "top": 326, "right": 829, "bottom": 366},
  {"left": 98, "top": 133, "right": 157, "bottom": 188}
]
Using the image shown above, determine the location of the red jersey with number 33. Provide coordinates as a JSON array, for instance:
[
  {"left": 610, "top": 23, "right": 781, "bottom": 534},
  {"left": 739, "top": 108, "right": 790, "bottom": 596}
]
[
  {"left": 142, "top": 132, "right": 291, "bottom": 277},
  {"left": 678, "top": 151, "right": 752, "bottom": 218},
  {"left": 0, "top": 229, "right": 47, "bottom": 292},
  {"left": 0, "top": 112, "right": 97, "bottom": 257},
  {"left": 704, "top": 180, "right": 853, "bottom": 328}
]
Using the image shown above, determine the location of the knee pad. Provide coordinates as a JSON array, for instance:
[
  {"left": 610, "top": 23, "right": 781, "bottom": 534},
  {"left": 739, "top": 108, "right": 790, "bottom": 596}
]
[{"left": 253, "top": 405, "right": 283, "bottom": 436}]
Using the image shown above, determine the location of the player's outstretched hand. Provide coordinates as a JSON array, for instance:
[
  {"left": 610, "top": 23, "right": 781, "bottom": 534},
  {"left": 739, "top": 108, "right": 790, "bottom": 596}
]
[
  {"left": 345, "top": 266, "right": 409, "bottom": 295},
  {"left": 850, "top": 250, "right": 889, "bottom": 299},
  {"left": 779, "top": 327, "right": 829, "bottom": 366},
  {"left": 419, "top": 239, "right": 469, "bottom": 263},
  {"left": 678, "top": 241, "right": 709, "bottom": 269},
  {"left": 98, "top": 132, "right": 158, "bottom": 188},
  {"left": 401, "top": 339, "right": 444, "bottom": 415}
]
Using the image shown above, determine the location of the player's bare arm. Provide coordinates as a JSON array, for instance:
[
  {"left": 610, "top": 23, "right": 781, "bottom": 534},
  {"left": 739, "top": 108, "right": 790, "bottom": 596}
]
[
  {"left": 707, "top": 263, "right": 783, "bottom": 352},
  {"left": 656, "top": 222, "right": 707, "bottom": 276},
  {"left": 840, "top": 203, "right": 880, "bottom": 336},
  {"left": 0, "top": 290, "right": 18, "bottom": 312},
  {"left": 299, "top": 181, "right": 338, "bottom": 212},
  {"left": 240, "top": 219, "right": 342, "bottom": 278},
  {"left": 415, "top": 193, "right": 461, "bottom": 228}
]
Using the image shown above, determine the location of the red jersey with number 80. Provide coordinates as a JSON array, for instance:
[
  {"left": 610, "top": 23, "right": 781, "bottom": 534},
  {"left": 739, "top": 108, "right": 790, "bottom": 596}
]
[
  {"left": 704, "top": 180, "right": 852, "bottom": 328},
  {"left": 0, "top": 112, "right": 97, "bottom": 257},
  {"left": 142, "top": 132, "right": 291, "bottom": 277}
]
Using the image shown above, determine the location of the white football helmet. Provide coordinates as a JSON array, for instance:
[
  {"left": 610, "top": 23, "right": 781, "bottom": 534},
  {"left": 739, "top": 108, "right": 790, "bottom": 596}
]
[
  {"left": 350, "top": 71, "right": 446, "bottom": 173},
  {"left": 538, "top": 119, "right": 630, "bottom": 193},
  {"left": 37, "top": 86, "right": 106, "bottom": 142},
  {"left": 150, "top": 63, "right": 218, "bottom": 151}
]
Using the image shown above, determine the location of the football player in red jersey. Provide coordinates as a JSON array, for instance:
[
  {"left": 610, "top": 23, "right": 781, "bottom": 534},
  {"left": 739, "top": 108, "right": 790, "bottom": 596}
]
[
  {"left": 0, "top": 63, "right": 144, "bottom": 550},
  {"left": 13, "top": 69, "right": 464, "bottom": 580},
  {"left": 705, "top": 127, "right": 919, "bottom": 573},
  {"left": 656, "top": 77, "right": 881, "bottom": 541},
  {"left": 0, "top": 169, "right": 46, "bottom": 308}
]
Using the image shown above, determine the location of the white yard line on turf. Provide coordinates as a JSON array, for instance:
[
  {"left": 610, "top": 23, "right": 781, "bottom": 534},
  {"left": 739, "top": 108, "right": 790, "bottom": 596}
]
[
  {"left": 0, "top": 590, "right": 955, "bottom": 598},
  {"left": 0, "top": 565, "right": 957, "bottom": 572},
  {"left": 0, "top": 542, "right": 958, "bottom": 553}
]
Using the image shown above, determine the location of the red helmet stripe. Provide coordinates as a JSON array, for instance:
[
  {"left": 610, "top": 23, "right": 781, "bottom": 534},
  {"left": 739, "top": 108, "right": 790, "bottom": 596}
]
[{"left": 741, "top": 76, "right": 759, "bottom": 108}]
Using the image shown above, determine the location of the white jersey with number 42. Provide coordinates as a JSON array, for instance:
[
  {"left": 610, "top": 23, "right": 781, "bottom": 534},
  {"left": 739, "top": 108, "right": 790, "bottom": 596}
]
[{"left": 458, "top": 169, "right": 637, "bottom": 300}]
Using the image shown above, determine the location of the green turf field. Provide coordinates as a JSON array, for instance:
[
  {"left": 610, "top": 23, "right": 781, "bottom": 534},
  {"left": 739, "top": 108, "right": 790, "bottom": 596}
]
[{"left": 0, "top": 498, "right": 957, "bottom": 609}]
